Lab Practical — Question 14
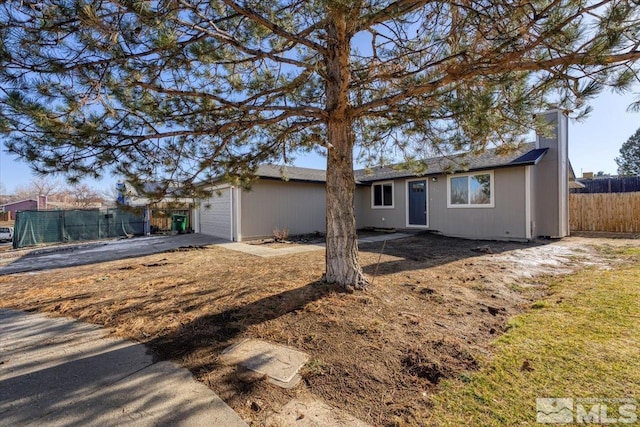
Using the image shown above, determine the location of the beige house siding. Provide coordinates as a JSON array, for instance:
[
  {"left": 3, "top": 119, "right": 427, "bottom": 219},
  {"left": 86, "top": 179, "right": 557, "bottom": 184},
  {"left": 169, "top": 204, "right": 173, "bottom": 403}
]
[
  {"left": 429, "top": 167, "right": 528, "bottom": 240},
  {"left": 240, "top": 180, "right": 326, "bottom": 240},
  {"left": 198, "top": 186, "right": 232, "bottom": 240},
  {"left": 357, "top": 167, "right": 529, "bottom": 240},
  {"left": 203, "top": 166, "right": 533, "bottom": 242},
  {"left": 356, "top": 181, "right": 407, "bottom": 229},
  {"left": 354, "top": 186, "right": 367, "bottom": 228}
]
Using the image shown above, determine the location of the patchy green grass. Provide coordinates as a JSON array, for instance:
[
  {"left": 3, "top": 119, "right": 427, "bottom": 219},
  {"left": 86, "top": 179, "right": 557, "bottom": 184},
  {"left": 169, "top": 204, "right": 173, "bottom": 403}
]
[{"left": 426, "top": 252, "right": 640, "bottom": 426}]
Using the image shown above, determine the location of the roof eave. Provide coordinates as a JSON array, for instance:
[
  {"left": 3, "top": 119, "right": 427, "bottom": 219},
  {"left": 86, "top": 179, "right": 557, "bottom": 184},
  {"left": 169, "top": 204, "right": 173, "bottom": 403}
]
[
  {"left": 357, "top": 160, "right": 545, "bottom": 183},
  {"left": 0, "top": 199, "right": 38, "bottom": 207},
  {"left": 258, "top": 176, "right": 326, "bottom": 184}
]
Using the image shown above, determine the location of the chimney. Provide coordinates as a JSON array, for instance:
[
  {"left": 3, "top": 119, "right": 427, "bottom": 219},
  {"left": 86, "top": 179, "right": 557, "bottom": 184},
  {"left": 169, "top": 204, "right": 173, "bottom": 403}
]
[
  {"left": 532, "top": 110, "right": 569, "bottom": 238},
  {"left": 38, "top": 195, "right": 47, "bottom": 210}
]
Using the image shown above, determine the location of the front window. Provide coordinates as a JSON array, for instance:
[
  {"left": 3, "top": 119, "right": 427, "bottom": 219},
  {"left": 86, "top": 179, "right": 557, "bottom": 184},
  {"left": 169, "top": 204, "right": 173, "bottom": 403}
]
[
  {"left": 448, "top": 172, "right": 494, "bottom": 208},
  {"left": 372, "top": 182, "right": 394, "bottom": 208}
]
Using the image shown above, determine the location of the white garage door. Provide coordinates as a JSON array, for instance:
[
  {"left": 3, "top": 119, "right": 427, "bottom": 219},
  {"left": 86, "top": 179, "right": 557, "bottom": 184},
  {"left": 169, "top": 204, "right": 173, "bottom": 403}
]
[{"left": 199, "top": 188, "right": 232, "bottom": 240}]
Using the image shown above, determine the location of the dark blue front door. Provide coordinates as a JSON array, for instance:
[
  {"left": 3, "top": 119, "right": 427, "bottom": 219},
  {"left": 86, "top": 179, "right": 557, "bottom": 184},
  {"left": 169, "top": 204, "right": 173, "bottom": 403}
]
[{"left": 408, "top": 180, "right": 427, "bottom": 226}]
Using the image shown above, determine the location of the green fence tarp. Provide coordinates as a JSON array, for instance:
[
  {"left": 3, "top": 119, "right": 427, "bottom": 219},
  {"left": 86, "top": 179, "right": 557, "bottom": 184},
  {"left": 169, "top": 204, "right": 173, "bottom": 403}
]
[{"left": 13, "top": 208, "right": 146, "bottom": 249}]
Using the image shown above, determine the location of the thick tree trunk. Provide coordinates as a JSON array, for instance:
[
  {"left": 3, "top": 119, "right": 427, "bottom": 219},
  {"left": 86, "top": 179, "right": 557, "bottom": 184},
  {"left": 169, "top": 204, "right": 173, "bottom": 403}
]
[
  {"left": 325, "top": 120, "right": 368, "bottom": 291},
  {"left": 323, "top": 14, "right": 369, "bottom": 291}
]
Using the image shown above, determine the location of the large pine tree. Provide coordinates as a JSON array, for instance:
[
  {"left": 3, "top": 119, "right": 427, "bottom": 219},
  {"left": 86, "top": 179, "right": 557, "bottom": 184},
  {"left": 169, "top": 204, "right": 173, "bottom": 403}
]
[{"left": 2, "top": 1, "right": 640, "bottom": 290}]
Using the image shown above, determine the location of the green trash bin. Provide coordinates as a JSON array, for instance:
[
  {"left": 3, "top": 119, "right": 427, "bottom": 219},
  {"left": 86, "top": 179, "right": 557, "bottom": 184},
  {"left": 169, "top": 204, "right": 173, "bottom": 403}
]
[{"left": 171, "top": 214, "right": 188, "bottom": 233}]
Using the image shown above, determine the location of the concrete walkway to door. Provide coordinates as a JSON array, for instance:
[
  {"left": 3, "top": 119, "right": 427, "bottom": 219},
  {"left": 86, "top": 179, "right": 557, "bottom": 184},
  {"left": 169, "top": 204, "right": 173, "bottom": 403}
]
[{"left": 218, "top": 232, "right": 413, "bottom": 258}]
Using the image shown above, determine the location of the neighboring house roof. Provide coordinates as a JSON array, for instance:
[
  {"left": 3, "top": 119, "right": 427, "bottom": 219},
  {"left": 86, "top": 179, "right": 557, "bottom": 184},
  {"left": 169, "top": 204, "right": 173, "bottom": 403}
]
[
  {"left": 120, "top": 181, "right": 195, "bottom": 206},
  {"left": 1, "top": 199, "right": 38, "bottom": 209},
  {"left": 354, "top": 142, "right": 547, "bottom": 182},
  {"left": 128, "top": 196, "right": 195, "bottom": 207},
  {"left": 567, "top": 162, "right": 585, "bottom": 189}
]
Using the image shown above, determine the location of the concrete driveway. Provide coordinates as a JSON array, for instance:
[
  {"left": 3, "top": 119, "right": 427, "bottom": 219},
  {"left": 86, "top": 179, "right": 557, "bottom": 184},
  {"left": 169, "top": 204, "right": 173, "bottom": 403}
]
[
  {"left": 0, "top": 308, "right": 246, "bottom": 426},
  {"left": 0, "top": 234, "right": 225, "bottom": 275}
]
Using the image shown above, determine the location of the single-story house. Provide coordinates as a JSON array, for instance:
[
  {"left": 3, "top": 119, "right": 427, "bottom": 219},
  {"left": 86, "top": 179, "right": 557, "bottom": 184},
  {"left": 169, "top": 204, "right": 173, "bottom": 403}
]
[
  {"left": 195, "top": 110, "right": 574, "bottom": 242},
  {"left": 0, "top": 196, "right": 48, "bottom": 220}
]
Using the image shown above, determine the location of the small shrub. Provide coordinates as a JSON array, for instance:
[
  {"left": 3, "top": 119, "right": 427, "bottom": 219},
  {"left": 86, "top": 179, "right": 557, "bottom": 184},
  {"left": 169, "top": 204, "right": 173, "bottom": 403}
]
[{"left": 273, "top": 226, "right": 289, "bottom": 242}]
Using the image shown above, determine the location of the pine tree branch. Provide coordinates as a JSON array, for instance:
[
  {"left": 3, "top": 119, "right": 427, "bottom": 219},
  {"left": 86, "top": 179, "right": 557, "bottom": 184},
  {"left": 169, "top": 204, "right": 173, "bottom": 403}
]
[
  {"left": 355, "top": 0, "right": 431, "bottom": 33},
  {"left": 352, "top": 51, "right": 640, "bottom": 117},
  {"left": 130, "top": 81, "right": 325, "bottom": 118},
  {"left": 218, "top": 0, "right": 327, "bottom": 54}
]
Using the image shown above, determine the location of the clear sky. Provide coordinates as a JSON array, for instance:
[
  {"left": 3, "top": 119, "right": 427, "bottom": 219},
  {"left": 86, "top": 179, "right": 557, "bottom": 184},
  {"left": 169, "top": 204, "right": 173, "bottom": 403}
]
[
  {"left": 1, "top": 91, "right": 638, "bottom": 194},
  {"left": 569, "top": 91, "right": 639, "bottom": 176}
]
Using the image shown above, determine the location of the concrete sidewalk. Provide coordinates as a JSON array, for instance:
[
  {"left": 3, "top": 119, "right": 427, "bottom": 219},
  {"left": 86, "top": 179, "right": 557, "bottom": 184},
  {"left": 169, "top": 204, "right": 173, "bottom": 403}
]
[
  {"left": 0, "top": 309, "right": 247, "bottom": 427},
  {"left": 219, "top": 232, "right": 414, "bottom": 258}
]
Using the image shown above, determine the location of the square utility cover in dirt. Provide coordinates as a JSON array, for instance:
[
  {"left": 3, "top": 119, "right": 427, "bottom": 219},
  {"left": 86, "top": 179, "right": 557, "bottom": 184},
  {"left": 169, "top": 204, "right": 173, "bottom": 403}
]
[{"left": 220, "top": 339, "right": 309, "bottom": 384}]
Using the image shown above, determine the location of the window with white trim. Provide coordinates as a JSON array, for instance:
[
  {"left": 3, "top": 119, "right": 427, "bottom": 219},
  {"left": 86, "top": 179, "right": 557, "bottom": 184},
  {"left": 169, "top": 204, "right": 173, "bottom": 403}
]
[
  {"left": 372, "top": 181, "right": 394, "bottom": 208},
  {"left": 447, "top": 171, "right": 494, "bottom": 208}
]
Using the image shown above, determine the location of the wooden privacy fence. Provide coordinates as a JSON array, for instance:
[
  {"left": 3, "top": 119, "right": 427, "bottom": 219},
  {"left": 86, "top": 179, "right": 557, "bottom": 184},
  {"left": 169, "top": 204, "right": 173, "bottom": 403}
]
[
  {"left": 570, "top": 192, "right": 640, "bottom": 233},
  {"left": 150, "top": 209, "right": 191, "bottom": 232}
]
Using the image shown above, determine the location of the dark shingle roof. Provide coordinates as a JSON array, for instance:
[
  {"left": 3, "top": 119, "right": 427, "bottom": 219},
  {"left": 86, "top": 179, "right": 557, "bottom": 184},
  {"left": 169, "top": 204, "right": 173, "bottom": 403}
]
[
  {"left": 256, "top": 164, "right": 326, "bottom": 183},
  {"left": 256, "top": 143, "right": 548, "bottom": 184},
  {"left": 354, "top": 142, "right": 545, "bottom": 182}
]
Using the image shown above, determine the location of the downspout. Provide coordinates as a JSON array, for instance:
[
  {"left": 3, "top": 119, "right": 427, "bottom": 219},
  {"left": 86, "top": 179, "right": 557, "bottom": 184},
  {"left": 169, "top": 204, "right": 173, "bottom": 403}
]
[
  {"left": 525, "top": 166, "right": 532, "bottom": 240},
  {"left": 230, "top": 186, "right": 235, "bottom": 241}
]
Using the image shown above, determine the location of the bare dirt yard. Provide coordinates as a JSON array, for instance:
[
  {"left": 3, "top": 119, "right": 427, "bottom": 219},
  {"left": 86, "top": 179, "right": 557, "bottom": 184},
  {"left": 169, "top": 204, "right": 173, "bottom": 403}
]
[{"left": 0, "top": 232, "right": 636, "bottom": 426}]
